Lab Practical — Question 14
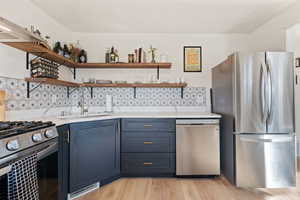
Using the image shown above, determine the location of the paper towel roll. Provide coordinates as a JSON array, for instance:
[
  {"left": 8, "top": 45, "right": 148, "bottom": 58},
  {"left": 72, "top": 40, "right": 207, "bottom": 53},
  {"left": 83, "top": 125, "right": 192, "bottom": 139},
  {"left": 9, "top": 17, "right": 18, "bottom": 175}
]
[{"left": 105, "top": 95, "right": 113, "bottom": 112}]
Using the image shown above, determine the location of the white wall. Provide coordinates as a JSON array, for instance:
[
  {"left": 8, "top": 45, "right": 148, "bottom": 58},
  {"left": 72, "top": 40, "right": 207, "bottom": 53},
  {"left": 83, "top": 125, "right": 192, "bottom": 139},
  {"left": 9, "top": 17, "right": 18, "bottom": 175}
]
[
  {"left": 72, "top": 33, "right": 250, "bottom": 88},
  {"left": 249, "top": 1, "right": 300, "bottom": 52},
  {"left": 0, "top": 0, "right": 73, "bottom": 81}
]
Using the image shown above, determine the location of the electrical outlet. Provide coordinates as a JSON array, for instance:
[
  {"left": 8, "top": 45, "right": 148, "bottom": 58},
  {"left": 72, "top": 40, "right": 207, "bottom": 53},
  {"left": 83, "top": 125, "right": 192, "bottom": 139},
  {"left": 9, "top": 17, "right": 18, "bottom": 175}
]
[{"left": 51, "top": 95, "right": 57, "bottom": 103}]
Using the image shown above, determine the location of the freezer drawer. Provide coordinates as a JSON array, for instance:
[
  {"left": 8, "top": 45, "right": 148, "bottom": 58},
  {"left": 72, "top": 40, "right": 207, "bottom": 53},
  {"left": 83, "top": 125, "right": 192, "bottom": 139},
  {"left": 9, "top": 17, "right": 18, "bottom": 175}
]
[
  {"left": 235, "top": 134, "right": 296, "bottom": 188},
  {"left": 176, "top": 122, "right": 220, "bottom": 175}
]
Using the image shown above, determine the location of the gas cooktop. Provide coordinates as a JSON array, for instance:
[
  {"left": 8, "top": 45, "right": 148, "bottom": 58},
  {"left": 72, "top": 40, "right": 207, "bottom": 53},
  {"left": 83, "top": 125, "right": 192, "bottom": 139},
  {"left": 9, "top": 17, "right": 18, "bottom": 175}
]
[{"left": 0, "top": 121, "right": 55, "bottom": 139}]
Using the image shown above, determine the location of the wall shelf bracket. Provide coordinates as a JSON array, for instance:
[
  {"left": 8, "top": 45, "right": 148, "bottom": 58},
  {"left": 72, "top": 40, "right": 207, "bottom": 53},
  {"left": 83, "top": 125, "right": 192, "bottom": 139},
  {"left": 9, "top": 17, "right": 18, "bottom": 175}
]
[
  {"left": 67, "top": 67, "right": 77, "bottom": 80},
  {"left": 26, "top": 81, "right": 43, "bottom": 98},
  {"left": 157, "top": 66, "right": 160, "bottom": 80},
  {"left": 90, "top": 87, "right": 93, "bottom": 98},
  {"left": 181, "top": 87, "right": 184, "bottom": 99},
  {"left": 26, "top": 52, "right": 29, "bottom": 70},
  {"left": 73, "top": 67, "right": 76, "bottom": 80},
  {"left": 133, "top": 87, "right": 137, "bottom": 98},
  {"left": 67, "top": 87, "right": 78, "bottom": 98}
]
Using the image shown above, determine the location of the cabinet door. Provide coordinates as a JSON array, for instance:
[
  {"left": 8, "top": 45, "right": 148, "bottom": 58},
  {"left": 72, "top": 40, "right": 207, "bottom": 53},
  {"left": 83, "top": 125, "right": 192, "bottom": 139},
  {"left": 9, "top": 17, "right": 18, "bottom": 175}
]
[
  {"left": 57, "top": 125, "right": 70, "bottom": 200},
  {"left": 97, "top": 120, "right": 120, "bottom": 182},
  {"left": 69, "top": 120, "right": 120, "bottom": 193}
]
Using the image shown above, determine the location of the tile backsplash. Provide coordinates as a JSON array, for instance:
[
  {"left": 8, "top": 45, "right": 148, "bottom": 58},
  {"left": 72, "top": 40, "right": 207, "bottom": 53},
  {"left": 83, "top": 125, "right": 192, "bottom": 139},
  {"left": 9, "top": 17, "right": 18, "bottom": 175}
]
[
  {"left": 0, "top": 76, "right": 72, "bottom": 111},
  {"left": 0, "top": 76, "right": 207, "bottom": 111}
]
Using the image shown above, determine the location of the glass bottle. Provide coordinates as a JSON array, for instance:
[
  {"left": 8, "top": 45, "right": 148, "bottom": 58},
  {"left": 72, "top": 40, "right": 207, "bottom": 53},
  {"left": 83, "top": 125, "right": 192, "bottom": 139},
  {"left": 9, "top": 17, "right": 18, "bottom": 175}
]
[
  {"left": 110, "top": 46, "right": 116, "bottom": 63},
  {"left": 105, "top": 48, "right": 110, "bottom": 63}
]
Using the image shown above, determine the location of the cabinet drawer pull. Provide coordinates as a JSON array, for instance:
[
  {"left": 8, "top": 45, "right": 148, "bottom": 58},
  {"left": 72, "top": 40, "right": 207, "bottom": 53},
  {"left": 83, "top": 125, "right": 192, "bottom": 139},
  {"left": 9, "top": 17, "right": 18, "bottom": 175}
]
[
  {"left": 143, "top": 162, "right": 153, "bottom": 165},
  {"left": 143, "top": 142, "right": 153, "bottom": 144},
  {"left": 144, "top": 124, "right": 153, "bottom": 128}
]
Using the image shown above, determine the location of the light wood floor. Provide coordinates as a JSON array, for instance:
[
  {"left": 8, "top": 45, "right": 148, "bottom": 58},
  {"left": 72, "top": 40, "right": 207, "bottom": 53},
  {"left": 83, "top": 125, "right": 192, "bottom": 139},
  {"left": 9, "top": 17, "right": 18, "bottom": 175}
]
[{"left": 77, "top": 159, "right": 300, "bottom": 200}]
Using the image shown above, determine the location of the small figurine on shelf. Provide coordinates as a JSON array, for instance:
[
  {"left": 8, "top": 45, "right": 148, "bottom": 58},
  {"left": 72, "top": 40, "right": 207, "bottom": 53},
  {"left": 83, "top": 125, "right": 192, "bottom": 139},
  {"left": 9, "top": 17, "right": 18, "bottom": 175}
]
[
  {"left": 69, "top": 44, "right": 80, "bottom": 62},
  {"left": 53, "top": 42, "right": 63, "bottom": 56},
  {"left": 78, "top": 49, "right": 87, "bottom": 63},
  {"left": 63, "top": 44, "right": 71, "bottom": 59},
  {"left": 148, "top": 46, "right": 157, "bottom": 63}
]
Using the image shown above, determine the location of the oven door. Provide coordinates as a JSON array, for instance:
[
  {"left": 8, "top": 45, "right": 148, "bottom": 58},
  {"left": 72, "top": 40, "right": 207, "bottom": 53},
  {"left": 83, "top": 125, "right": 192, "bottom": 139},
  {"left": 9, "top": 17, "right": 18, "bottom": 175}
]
[
  {"left": 37, "top": 141, "right": 59, "bottom": 200},
  {"left": 0, "top": 139, "right": 58, "bottom": 200},
  {"left": 0, "top": 165, "right": 10, "bottom": 200}
]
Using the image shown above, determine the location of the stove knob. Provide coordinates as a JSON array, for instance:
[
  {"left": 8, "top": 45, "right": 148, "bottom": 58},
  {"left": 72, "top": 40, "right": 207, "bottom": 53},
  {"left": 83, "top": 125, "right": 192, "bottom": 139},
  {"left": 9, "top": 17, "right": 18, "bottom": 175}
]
[
  {"left": 44, "top": 129, "right": 54, "bottom": 138},
  {"left": 6, "top": 140, "right": 20, "bottom": 151},
  {"left": 32, "top": 133, "right": 43, "bottom": 143}
]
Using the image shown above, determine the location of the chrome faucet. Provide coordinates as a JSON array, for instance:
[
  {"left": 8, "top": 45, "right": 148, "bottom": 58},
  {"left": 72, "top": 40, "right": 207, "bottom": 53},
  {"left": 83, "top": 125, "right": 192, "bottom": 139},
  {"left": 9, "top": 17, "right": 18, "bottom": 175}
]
[{"left": 78, "top": 88, "right": 88, "bottom": 115}]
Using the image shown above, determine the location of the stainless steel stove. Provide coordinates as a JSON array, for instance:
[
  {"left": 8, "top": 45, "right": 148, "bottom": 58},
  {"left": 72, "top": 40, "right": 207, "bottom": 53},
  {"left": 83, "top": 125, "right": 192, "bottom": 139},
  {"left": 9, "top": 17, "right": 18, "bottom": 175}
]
[
  {"left": 0, "top": 121, "right": 59, "bottom": 200},
  {"left": 0, "top": 121, "right": 57, "bottom": 159}
]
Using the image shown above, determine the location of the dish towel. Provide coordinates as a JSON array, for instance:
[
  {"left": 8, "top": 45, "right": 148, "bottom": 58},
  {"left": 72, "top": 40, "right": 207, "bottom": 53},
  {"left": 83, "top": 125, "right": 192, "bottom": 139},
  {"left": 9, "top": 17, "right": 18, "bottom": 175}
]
[{"left": 8, "top": 154, "right": 39, "bottom": 200}]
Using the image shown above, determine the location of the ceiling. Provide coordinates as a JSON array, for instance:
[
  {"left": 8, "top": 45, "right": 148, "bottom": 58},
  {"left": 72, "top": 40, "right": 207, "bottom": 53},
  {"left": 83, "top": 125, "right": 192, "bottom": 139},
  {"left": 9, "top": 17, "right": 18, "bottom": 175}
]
[{"left": 30, "top": 0, "right": 297, "bottom": 34}]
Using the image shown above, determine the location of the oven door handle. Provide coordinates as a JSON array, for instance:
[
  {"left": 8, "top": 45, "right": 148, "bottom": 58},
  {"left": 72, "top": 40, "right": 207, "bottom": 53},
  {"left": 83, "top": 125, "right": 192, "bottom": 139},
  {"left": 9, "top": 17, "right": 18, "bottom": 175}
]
[
  {"left": 0, "top": 165, "right": 12, "bottom": 176},
  {"left": 37, "top": 143, "right": 58, "bottom": 161}
]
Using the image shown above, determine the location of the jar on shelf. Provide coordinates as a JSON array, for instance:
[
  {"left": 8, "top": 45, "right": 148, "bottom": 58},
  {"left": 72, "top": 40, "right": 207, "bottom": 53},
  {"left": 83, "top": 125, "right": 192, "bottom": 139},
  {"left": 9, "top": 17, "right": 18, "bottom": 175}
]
[{"left": 128, "top": 54, "right": 135, "bottom": 63}]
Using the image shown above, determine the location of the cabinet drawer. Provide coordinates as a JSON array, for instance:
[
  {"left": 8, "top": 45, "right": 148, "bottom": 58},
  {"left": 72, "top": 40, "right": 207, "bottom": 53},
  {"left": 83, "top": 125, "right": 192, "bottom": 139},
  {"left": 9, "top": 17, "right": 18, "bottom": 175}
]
[
  {"left": 122, "top": 134, "right": 175, "bottom": 153},
  {"left": 121, "top": 119, "right": 175, "bottom": 132},
  {"left": 121, "top": 153, "right": 175, "bottom": 174},
  {"left": 70, "top": 119, "right": 117, "bottom": 131}
]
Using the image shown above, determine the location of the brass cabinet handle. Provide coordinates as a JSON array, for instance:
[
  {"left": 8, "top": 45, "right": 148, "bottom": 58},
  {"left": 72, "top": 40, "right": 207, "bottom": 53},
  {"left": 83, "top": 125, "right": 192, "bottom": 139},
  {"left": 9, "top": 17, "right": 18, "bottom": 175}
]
[
  {"left": 143, "top": 142, "right": 153, "bottom": 144},
  {"left": 144, "top": 124, "right": 153, "bottom": 127},
  {"left": 143, "top": 162, "right": 153, "bottom": 165}
]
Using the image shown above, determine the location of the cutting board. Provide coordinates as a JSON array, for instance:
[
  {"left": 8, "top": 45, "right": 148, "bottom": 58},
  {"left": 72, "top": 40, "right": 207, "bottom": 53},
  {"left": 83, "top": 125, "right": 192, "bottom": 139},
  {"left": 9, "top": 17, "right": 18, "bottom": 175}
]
[{"left": 0, "top": 90, "right": 5, "bottom": 121}]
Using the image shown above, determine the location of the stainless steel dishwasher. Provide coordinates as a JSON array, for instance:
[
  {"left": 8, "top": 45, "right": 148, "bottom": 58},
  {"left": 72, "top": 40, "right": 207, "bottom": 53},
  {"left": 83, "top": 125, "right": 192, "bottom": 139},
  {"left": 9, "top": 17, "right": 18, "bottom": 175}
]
[{"left": 176, "top": 119, "right": 220, "bottom": 176}]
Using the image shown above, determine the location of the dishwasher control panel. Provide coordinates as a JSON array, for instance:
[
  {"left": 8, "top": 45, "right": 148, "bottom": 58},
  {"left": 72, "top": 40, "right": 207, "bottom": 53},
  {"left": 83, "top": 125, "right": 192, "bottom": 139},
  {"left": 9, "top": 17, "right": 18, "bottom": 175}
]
[{"left": 176, "top": 119, "right": 219, "bottom": 125}]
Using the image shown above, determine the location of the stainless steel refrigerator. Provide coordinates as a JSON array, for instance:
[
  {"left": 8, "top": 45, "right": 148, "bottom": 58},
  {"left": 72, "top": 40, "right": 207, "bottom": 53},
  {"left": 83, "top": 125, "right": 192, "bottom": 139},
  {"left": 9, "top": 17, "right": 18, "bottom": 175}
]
[{"left": 212, "top": 52, "right": 297, "bottom": 188}]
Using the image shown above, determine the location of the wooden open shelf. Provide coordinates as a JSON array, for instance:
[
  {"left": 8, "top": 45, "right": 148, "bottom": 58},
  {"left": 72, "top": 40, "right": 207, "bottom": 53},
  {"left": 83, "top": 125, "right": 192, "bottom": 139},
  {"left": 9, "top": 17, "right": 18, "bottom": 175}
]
[
  {"left": 25, "top": 78, "right": 79, "bottom": 87},
  {"left": 25, "top": 78, "right": 187, "bottom": 99},
  {"left": 2, "top": 42, "right": 172, "bottom": 69},
  {"left": 4, "top": 42, "right": 76, "bottom": 68},
  {"left": 25, "top": 78, "right": 187, "bottom": 88},
  {"left": 76, "top": 63, "right": 171, "bottom": 69},
  {"left": 81, "top": 83, "right": 187, "bottom": 88}
]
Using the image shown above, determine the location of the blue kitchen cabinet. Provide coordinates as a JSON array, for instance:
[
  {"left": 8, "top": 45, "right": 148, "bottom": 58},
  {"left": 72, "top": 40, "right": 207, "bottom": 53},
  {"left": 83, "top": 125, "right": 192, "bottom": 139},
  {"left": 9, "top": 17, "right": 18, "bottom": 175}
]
[
  {"left": 68, "top": 119, "right": 120, "bottom": 193},
  {"left": 58, "top": 124, "right": 70, "bottom": 200},
  {"left": 121, "top": 118, "right": 176, "bottom": 176}
]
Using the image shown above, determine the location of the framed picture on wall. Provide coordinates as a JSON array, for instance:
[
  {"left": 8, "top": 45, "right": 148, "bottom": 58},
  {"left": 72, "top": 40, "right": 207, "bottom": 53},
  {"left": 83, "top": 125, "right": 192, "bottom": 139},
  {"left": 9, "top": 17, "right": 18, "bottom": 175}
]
[{"left": 184, "top": 46, "right": 202, "bottom": 72}]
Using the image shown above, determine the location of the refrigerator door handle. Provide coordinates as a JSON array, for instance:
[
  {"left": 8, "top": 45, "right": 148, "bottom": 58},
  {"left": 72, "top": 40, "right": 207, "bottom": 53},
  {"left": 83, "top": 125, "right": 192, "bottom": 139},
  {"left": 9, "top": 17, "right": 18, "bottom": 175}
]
[
  {"left": 266, "top": 61, "right": 272, "bottom": 121},
  {"left": 260, "top": 63, "right": 267, "bottom": 122},
  {"left": 240, "top": 136, "right": 293, "bottom": 143}
]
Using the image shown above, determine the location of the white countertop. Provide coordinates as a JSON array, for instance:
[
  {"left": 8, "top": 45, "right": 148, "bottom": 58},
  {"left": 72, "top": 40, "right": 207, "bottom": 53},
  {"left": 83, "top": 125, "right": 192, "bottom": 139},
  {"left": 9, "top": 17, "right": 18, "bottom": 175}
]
[{"left": 34, "top": 112, "right": 221, "bottom": 126}]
